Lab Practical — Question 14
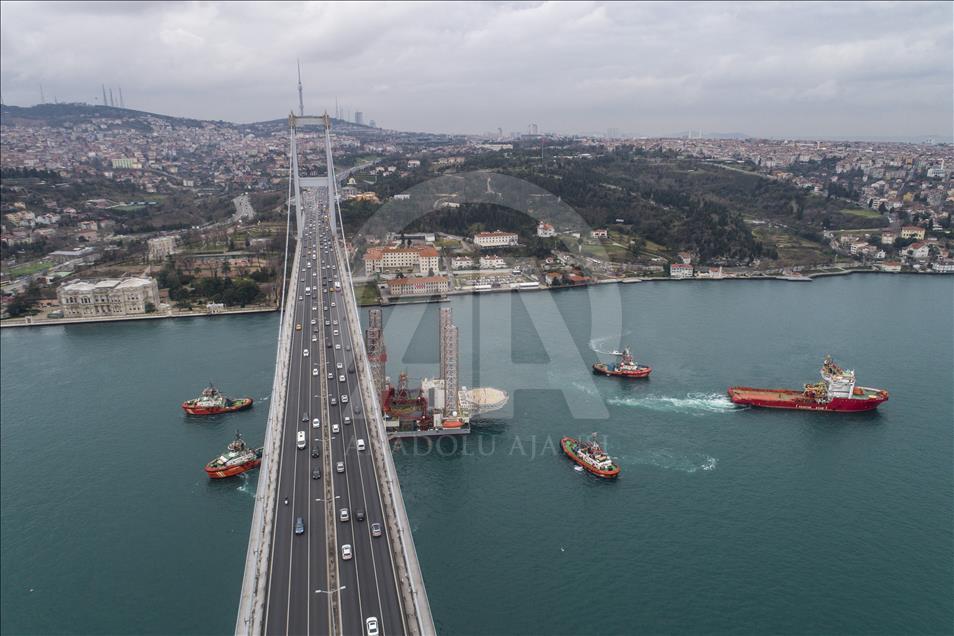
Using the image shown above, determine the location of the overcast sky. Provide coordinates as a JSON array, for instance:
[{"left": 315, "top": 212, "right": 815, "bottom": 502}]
[{"left": 1, "top": 1, "right": 951, "bottom": 139}]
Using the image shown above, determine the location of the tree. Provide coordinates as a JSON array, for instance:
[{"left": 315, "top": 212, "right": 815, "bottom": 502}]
[{"left": 144, "top": 301, "right": 157, "bottom": 314}]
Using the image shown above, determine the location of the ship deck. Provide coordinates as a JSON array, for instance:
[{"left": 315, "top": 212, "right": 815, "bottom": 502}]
[{"left": 729, "top": 387, "right": 805, "bottom": 401}]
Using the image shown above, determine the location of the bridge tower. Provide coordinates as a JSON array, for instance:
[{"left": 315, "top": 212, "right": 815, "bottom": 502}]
[
  {"left": 439, "top": 307, "right": 459, "bottom": 415},
  {"left": 365, "top": 308, "right": 387, "bottom": 394}
]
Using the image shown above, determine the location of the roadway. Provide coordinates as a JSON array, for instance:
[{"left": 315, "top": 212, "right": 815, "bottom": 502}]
[{"left": 263, "top": 187, "right": 405, "bottom": 636}]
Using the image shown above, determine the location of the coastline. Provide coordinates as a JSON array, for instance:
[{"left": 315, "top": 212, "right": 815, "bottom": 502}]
[
  {"left": 359, "top": 268, "right": 946, "bottom": 308},
  {"left": 0, "top": 305, "right": 277, "bottom": 329}
]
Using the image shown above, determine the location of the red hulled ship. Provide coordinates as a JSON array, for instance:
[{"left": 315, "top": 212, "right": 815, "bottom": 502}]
[
  {"left": 182, "top": 384, "right": 253, "bottom": 415},
  {"left": 204, "top": 431, "right": 263, "bottom": 479},
  {"left": 593, "top": 347, "right": 652, "bottom": 379},
  {"left": 728, "top": 356, "right": 888, "bottom": 412},
  {"left": 561, "top": 434, "right": 620, "bottom": 479}
]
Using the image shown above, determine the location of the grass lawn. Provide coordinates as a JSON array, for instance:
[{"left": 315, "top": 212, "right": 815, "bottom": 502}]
[
  {"left": 841, "top": 208, "right": 885, "bottom": 219},
  {"left": 6, "top": 260, "right": 53, "bottom": 277},
  {"left": 355, "top": 282, "right": 381, "bottom": 305}
]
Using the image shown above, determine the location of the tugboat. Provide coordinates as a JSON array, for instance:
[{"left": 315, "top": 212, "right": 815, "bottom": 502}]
[
  {"left": 561, "top": 434, "right": 620, "bottom": 479},
  {"left": 592, "top": 347, "right": 652, "bottom": 379},
  {"left": 204, "top": 431, "right": 263, "bottom": 479},
  {"left": 728, "top": 356, "right": 889, "bottom": 412},
  {"left": 182, "top": 383, "right": 253, "bottom": 415}
]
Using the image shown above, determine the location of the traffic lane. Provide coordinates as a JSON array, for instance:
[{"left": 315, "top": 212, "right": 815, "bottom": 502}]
[
  {"left": 332, "top": 272, "right": 407, "bottom": 634},
  {"left": 264, "top": 293, "right": 308, "bottom": 633},
  {"left": 330, "top": 288, "right": 400, "bottom": 632},
  {"left": 332, "top": 421, "right": 367, "bottom": 636},
  {"left": 286, "top": 297, "right": 315, "bottom": 635}
]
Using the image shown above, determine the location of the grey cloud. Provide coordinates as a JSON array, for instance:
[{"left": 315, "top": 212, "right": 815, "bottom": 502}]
[{"left": 0, "top": 0, "right": 950, "bottom": 139}]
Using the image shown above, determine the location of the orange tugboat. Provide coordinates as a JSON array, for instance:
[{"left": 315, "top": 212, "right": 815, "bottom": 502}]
[
  {"left": 593, "top": 347, "right": 652, "bottom": 379},
  {"left": 728, "top": 356, "right": 889, "bottom": 413},
  {"left": 204, "top": 431, "right": 263, "bottom": 479},
  {"left": 182, "top": 383, "right": 253, "bottom": 416},
  {"left": 561, "top": 434, "right": 620, "bottom": 479}
]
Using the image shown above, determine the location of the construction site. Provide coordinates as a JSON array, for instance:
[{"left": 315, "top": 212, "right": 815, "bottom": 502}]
[{"left": 365, "top": 307, "right": 508, "bottom": 438}]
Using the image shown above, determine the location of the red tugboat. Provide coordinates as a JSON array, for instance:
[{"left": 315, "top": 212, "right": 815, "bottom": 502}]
[
  {"left": 593, "top": 347, "right": 652, "bottom": 379},
  {"left": 182, "top": 384, "right": 253, "bottom": 416},
  {"left": 561, "top": 434, "right": 620, "bottom": 479},
  {"left": 728, "top": 356, "right": 889, "bottom": 413},
  {"left": 204, "top": 431, "right": 263, "bottom": 479}
]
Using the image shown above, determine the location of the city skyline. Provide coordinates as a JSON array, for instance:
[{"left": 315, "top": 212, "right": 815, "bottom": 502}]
[{"left": 1, "top": 1, "right": 951, "bottom": 140}]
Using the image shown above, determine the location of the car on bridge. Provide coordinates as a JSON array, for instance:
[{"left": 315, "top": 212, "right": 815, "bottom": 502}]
[
  {"left": 366, "top": 616, "right": 379, "bottom": 636},
  {"left": 336, "top": 461, "right": 344, "bottom": 473},
  {"left": 303, "top": 349, "right": 309, "bottom": 357},
  {"left": 312, "top": 468, "right": 321, "bottom": 480},
  {"left": 294, "top": 517, "right": 305, "bottom": 535},
  {"left": 341, "top": 395, "right": 349, "bottom": 403},
  {"left": 371, "top": 523, "right": 382, "bottom": 538},
  {"left": 312, "top": 417, "right": 320, "bottom": 428},
  {"left": 313, "top": 368, "right": 319, "bottom": 376},
  {"left": 339, "top": 508, "right": 349, "bottom": 522},
  {"left": 341, "top": 544, "right": 352, "bottom": 560}
]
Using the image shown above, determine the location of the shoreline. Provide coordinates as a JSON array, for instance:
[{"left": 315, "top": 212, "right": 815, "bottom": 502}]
[
  {"left": 361, "top": 269, "right": 946, "bottom": 308},
  {"left": 0, "top": 305, "right": 277, "bottom": 329}
]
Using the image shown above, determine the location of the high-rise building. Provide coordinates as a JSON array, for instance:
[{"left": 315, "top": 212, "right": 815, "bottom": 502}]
[{"left": 355, "top": 111, "right": 364, "bottom": 126}]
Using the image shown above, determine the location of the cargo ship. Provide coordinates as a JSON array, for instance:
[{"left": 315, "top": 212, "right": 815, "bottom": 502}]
[
  {"left": 728, "top": 356, "right": 888, "bottom": 412},
  {"left": 182, "top": 383, "right": 253, "bottom": 415},
  {"left": 593, "top": 347, "right": 652, "bottom": 379},
  {"left": 561, "top": 434, "right": 620, "bottom": 479},
  {"left": 204, "top": 431, "right": 263, "bottom": 479}
]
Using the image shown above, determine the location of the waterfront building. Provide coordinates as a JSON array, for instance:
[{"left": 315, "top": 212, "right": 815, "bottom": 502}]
[
  {"left": 365, "top": 246, "right": 439, "bottom": 275},
  {"left": 537, "top": 222, "right": 555, "bottom": 238},
  {"left": 57, "top": 277, "right": 160, "bottom": 318},
  {"left": 451, "top": 256, "right": 474, "bottom": 270},
  {"left": 670, "top": 263, "right": 694, "bottom": 279},
  {"left": 479, "top": 255, "right": 506, "bottom": 269},
  {"left": 474, "top": 230, "right": 518, "bottom": 248},
  {"left": 386, "top": 276, "right": 449, "bottom": 297}
]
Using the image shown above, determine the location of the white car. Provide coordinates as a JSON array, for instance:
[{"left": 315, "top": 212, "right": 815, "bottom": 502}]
[
  {"left": 341, "top": 395, "right": 349, "bottom": 403},
  {"left": 341, "top": 544, "right": 352, "bottom": 560},
  {"left": 366, "top": 617, "right": 379, "bottom": 636},
  {"left": 344, "top": 416, "right": 351, "bottom": 425},
  {"left": 335, "top": 344, "right": 341, "bottom": 350},
  {"left": 312, "top": 335, "right": 317, "bottom": 342},
  {"left": 333, "top": 329, "right": 339, "bottom": 336},
  {"left": 312, "top": 418, "right": 320, "bottom": 428},
  {"left": 332, "top": 423, "right": 340, "bottom": 433},
  {"left": 331, "top": 302, "right": 336, "bottom": 307},
  {"left": 332, "top": 320, "right": 338, "bottom": 326},
  {"left": 336, "top": 461, "right": 344, "bottom": 473},
  {"left": 339, "top": 375, "right": 346, "bottom": 383},
  {"left": 336, "top": 362, "right": 343, "bottom": 370},
  {"left": 339, "top": 508, "right": 350, "bottom": 522},
  {"left": 312, "top": 368, "right": 319, "bottom": 376},
  {"left": 303, "top": 349, "right": 309, "bottom": 357},
  {"left": 311, "top": 319, "right": 316, "bottom": 325}
]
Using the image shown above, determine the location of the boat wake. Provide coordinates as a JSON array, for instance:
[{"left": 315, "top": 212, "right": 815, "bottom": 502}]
[
  {"left": 589, "top": 331, "right": 631, "bottom": 355},
  {"left": 607, "top": 392, "right": 744, "bottom": 415},
  {"left": 236, "top": 479, "right": 256, "bottom": 498},
  {"left": 623, "top": 449, "right": 718, "bottom": 474},
  {"left": 259, "top": 395, "right": 270, "bottom": 401}
]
